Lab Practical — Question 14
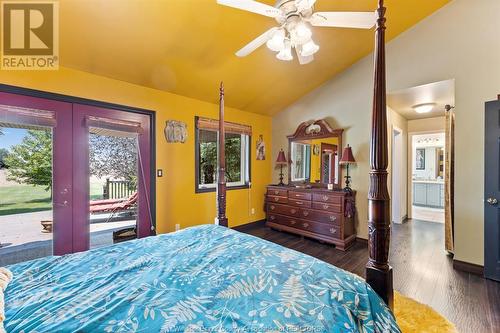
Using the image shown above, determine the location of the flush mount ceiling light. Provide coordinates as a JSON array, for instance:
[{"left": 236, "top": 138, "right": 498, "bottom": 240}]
[
  {"left": 217, "top": 0, "right": 376, "bottom": 65},
  {"left": 412, "top": 103, "right": 436, "bottom": 114}
]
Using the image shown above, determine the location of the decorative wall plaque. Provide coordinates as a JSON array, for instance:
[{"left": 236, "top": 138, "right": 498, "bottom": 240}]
[{"left": 164, "top": 120, "right": 187, "bottom": 143}]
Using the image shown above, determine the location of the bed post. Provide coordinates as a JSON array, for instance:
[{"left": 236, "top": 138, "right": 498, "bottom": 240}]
[
  {"left": 365, "top": 0, "right": 393, "bottom": 309},
  {"left": 217, "top": 82, "right": 228, "bottom": 227}
]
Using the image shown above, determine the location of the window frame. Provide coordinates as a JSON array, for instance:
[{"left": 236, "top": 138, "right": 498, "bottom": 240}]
[
  {"left": 291, "top": 142, "right": 310, "bottom": 182},
  {"left": 194, "top": 117, "right": 251, "bottom": 193}
]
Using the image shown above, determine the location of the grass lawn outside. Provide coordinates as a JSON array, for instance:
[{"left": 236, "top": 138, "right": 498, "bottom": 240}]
[
  {"left": 0, "top": 185, "right": 51, "bottom": 216},
  {"left": 0, "top": 180, "right": 105, "bottom": 216}
]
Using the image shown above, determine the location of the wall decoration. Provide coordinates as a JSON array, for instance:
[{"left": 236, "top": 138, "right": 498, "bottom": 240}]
[
  {"left": 256, "top": 134, "right": 265, "bottom": 160},
  {"left": 165, "top": 120, "right": 187, "bottom": 143},
  {"left": 313, "top": 144, "right": 320, "bottom": 156},
  {"left": 305, "top": 123, "right": 321, "bottom": 135},
  {"left": 416, "top": 148, "right": 425, "bottom": 170}
]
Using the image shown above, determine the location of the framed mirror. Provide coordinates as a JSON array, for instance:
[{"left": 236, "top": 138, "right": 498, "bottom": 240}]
[{"left": 288, "top": 120, "right": 343, "bottom": 188}]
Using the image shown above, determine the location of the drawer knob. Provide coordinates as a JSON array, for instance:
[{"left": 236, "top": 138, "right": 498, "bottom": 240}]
[
  {"left": 296, "top": 201, "right": 303, "bottom": 205},
  {"left": 290, "top": 220, "right": 297, "bottom": 225},
  {"left": 290, "top": 209, "right": 297, "bottom": 214},
  {"left": 329, "top": 215, "right": 337, "bottom": 221},
  {"left": 330, "top": 228, "right": 337, "bottom": 234},
  {"left": 303, "top": 223, "right": 309, "bottom": 228},
  {"left": 270, "top": 205, "right": 275, "bottom": 210},
  {"left": 274, "top": 197, "right": 279, "bottom": 202},
  {"left": 322, "top": 195, "right": 329, "bottom": 201},
  {"left": 295, "top": 194, "right": 301, "bottom": 197},
  {"left": 274, "top": 190, "right": 279, "bottom": 195},
  {"left": 302, "top": 211, "right": 309, "bottom": 217},
  {"left": 270, "top": 215, "right": 275, "bottom": 220},
  {"left": 323, "top": 204, "right": 329, "bottom": 209}
]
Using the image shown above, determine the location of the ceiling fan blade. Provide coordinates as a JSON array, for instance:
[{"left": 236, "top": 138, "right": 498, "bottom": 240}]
[
  {"left": 295, "top": 48, "right": 314, "bottom": 65},
  {"left": 235, "top": 27, "right": 279, "bottom": 57},
  {"left": 217, "top": 0, "right": 281, "bottom": 18},
  {"left": 310, "top": 11, "right": 376, "bottom": 29}
]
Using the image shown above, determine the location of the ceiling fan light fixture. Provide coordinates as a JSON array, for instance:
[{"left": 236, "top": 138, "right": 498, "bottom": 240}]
[
  {"left": 294, "top": 23, "right": 312, "bottom": 41},
  {"left": 276, "top": 40, "right": 293, "bottom": 61},
  {"left": 266, "top": 29, "right": 285, "bottom": 52},
  {"left": 413, "top": 103, "right": 436, "bottom": 114},
  {"left": 300, "top": 39, "right": 319, "bottom": 57}
]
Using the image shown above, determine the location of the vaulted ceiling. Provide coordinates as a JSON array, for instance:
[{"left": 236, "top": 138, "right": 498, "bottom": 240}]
[{"left": 60, "top": 0, "right": 450, "bottom": 115}]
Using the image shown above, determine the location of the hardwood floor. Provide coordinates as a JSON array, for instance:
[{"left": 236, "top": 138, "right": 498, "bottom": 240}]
[{"left": 238, "top": 219, "right": 500, "bottom": 333}]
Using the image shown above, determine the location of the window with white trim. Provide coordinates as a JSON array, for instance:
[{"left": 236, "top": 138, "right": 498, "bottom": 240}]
[{"left": 195, "top": 118, "right": 250, "bottom": 192}]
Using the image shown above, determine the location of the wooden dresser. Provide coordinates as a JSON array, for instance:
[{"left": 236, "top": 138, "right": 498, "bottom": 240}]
[{"left": 265, "top": 185, "right": 356, "bottom": 250}]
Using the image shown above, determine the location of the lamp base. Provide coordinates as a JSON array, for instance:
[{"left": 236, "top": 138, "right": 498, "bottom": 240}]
[
  {"left": 343, "top": 186, "right": 353, "bottom": 194},
  {"left": 343, "top": 174, "right": 352, "bottom": 193},
  {"left": 278, "top": 165, "right": 285, "bottom": 186}
]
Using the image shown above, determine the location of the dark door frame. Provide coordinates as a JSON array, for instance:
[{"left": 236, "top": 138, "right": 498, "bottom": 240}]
[{"left": 0, "top": 83, "right": 157, "bottom": 235}]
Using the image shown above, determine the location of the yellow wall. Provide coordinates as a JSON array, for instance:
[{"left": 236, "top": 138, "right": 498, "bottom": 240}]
[{"left": 0, "top": 67, "right": 272, "bottom": 233}]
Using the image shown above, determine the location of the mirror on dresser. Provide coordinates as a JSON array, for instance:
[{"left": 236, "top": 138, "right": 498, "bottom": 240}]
[{"left": 288, "top": 119, "right": 344, "bottom": 189}]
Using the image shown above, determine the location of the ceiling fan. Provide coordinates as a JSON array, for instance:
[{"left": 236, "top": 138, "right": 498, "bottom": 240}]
[{"left": 217, "top": 0, "right": 376, "bottom": 64}]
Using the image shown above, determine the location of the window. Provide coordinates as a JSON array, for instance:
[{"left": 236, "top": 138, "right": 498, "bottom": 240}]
[
  {"left": 291, "top": 142, "right": 310, "bottom": 182},
  {"left": 195, "top": 117, "right": 251, "bottom": 192}
]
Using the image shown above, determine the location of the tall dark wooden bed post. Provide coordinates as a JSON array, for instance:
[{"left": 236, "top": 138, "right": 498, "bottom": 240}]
[
  {"left": 366, "top": 0, "right": 393, "bottom": 308},
  {"left": 217, "top": 81, "right": 229, "bottom": 227}
]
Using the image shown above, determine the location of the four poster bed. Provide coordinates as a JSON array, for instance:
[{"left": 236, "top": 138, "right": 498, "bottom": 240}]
[{"left": 2, "top": 1, "right": 397, "bottom": 332}]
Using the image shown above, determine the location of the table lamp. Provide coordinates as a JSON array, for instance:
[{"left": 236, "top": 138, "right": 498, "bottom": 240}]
[
  {"left": 339, "top": 144, "right": 356, "bottom": 193},
  {"left": 276, "top": 149, "right": 287, "bottom": 186}
]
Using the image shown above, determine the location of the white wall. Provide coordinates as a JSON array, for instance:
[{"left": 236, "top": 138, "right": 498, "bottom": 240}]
[
  {"left": 272, "top": 0, "right": 500, "bottom": 265},
  {"left": 388, "top": 108, "right": 408, "bottom": 223}
]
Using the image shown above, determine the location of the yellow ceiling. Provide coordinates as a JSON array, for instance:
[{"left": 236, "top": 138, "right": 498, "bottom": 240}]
[{"left": 60, "top": 0, "right": 450, "bottom": 115}]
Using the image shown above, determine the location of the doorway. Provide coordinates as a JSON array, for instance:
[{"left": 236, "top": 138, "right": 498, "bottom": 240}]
[
  {"left": 0, "top": 89, "right": 154, "bottom": 265},
  {"left": 410, "top": 132, "right": 445, "bottom": 223}
]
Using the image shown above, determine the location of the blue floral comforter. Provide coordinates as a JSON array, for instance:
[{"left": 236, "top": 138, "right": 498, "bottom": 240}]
[{"left": 5, "top": 225, "right": 400, "bottom": 332}]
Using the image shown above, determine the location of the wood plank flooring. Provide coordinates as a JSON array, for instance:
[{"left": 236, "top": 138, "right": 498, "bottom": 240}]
[{"left": 238, "top": 219, "right": 500, "bottom": 333}]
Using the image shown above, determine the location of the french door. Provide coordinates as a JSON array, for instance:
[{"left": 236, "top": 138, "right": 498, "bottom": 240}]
[
  {"left": 72, "top": 104, "right": 152, "bottom": 252},
  {"left": 0, "top": 91, "right": 152, "bottom": 260}
]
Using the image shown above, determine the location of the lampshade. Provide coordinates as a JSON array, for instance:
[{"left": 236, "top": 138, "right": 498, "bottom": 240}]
[
  {"left": 340, "top": 145, "right": 356, "bottom": 165},
  {"left": 276, "top": 149, "right": 287, "bottom": 165}
]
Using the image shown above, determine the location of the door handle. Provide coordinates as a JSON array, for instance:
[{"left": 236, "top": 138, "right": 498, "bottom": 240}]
[{"left": 487, "top": 197, "right": 498, "bottom": 206}]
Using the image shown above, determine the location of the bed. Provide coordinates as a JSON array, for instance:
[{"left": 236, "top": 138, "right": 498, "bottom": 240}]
[
  {"left": 5, "top": 225, "right": 398, "bottom": 332},
  {"left": 3, "top": 0, "right": 396, "bottom": 332}
]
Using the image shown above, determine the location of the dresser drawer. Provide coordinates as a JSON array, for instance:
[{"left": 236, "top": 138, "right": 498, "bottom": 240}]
[
  {"left": 267, "top": 196, "right": 288, "bottom": 204},
  {"left": 299, "top": 208, "right": 342, "bottom": 225},
  {"left": 312, "top": 193, "right": 343, "bottom": 205},
  {"left": 267, "top": 188, "right": 288, "bottom": 197},
  {"left": 288, "top": 198, "right": 312, "bottom": 208},
  {"left": 288, "top": 191, "right": 312, "bottom": 201},
  {"left": 303, "top": 222, "right": 341, "bottom": 239},
  {"left": 312, "top": 202, "right": 342, "bottom": 213},
  {"left": 267, "top": 214, "right": 303, "bottom": 229},
  {"left": 267, "top": 203, "right": 299, "bottom": 216},
  {"left": 270, "top": 215, "right": 341, "bottom": 240}
]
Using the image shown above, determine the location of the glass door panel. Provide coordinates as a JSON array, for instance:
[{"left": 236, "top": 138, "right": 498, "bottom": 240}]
[
  {"left": 0, "top": 92, "right": 73, "bottom": 264},
  {"left": 87, "top": 128, "right": 139, "bottom": 249},
  {"left": 73, "top": 104, "right": 152, "bottom": 252}
]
